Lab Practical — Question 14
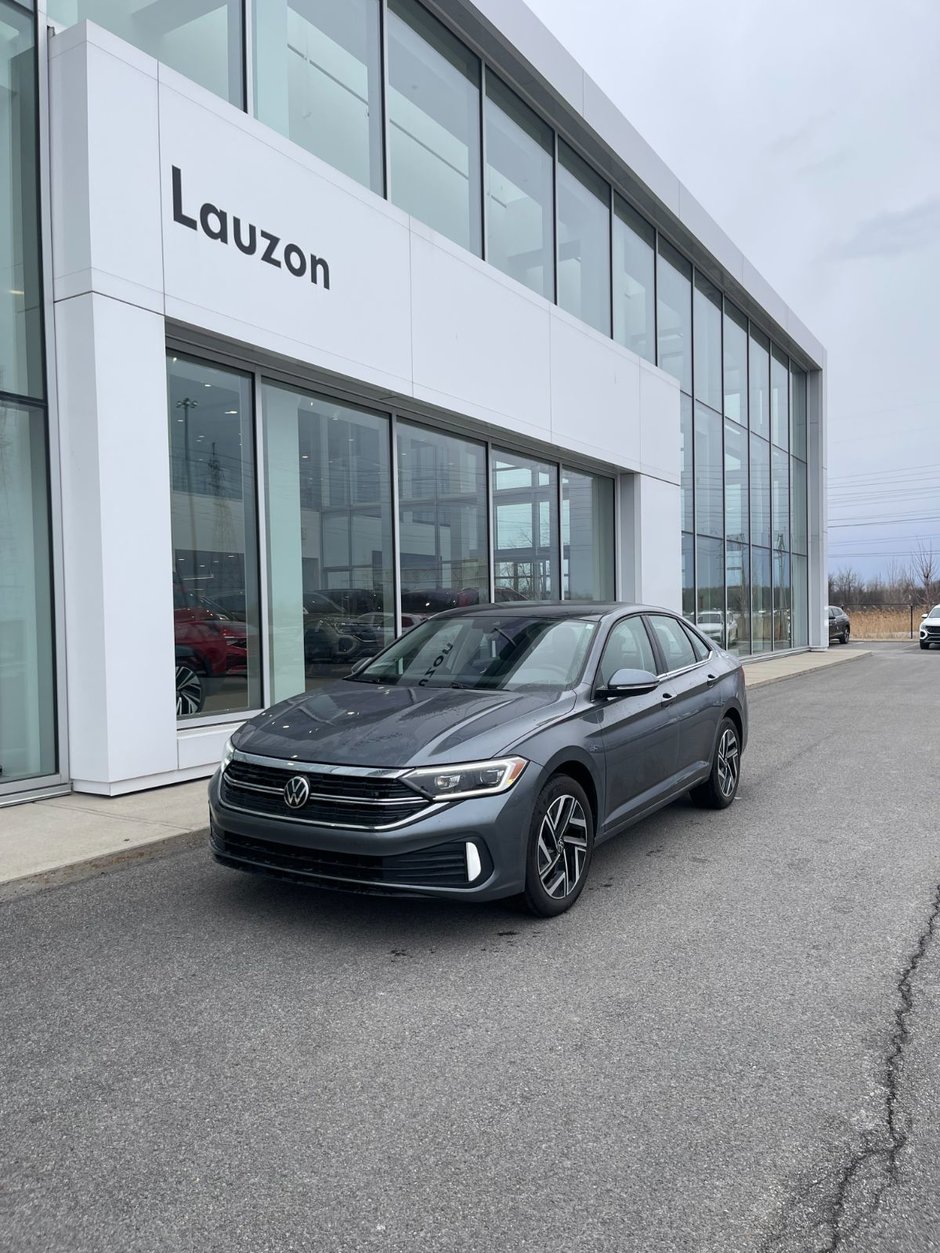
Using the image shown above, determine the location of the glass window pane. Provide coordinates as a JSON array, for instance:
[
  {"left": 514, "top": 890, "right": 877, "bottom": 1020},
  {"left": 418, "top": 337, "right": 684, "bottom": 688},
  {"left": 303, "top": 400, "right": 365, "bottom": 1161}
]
[
  {"left": 772, "top": 445, "right": 789, "bottom": 555},
  {"left": 397, "top": 422, "right": 488, "bottom": 612},
  {"left": 168, "top": 355, "right": 262, "bottom": 719},
  {"left": 657, "top": 239, "right": 691, "bottom": 393},
  {"left": 749, "top": 327, "right": 770, "bottom": 437},
  {"left": 263, "top": 385, "right": 393, "bottom": 698},
  {"left": 561, "top": 468, "right": 614, "bottom": 600},
  {"left": 253, "top": 0, "right": 383, "bottom": 194},
  {"left": 0, "top": 400, "right": 56, "bottom": 783},
  {"left": 387, "top": 0, "right": 481, "bottom": 254},
  {"left": 791, "top": 365, "right": 807, "bottom": 460},
  {"left": 48, "top": 0, "right": 244, "bottom": 107},
  {"left": 723, "top": 301, "right": 747, "bottom": 426},
  {"left": 1, "top": 1, "right": 43, "bottom": 400},
  {"left": 695, "top": 536, "right": 727, "bottom": 645},
  {"left": 751, "top": 546, "right": 772, "bottom": 654},
  {"left": 492, "top": 449, "right": 559, "bottom": 601},
  {"left": 726, "top": 541, "right": 749, "bottom": 656},
  {"left": 771, "top": 346, "right": 789, "bottom": 449},
  {"left": 612, "top": 195, "right": 654, "bottom": 362},
  {"left": 724, "top": 419, "right": 748, "bottom": 545},
  {"left": 694, "top": 274, "right": 721, "bottom": 411},
  {"left": 682, "top": 531, "right": 694, "bottom": 620},
  {"left": 647, "top": 613, "right": 696, "bottom": 673},
  {"left": 773, "top": 550, "right": 791, "bottom": 649},
  {"left": 599, "top": 615, "right": 656, "bottom": 682},
  {"left": 791, "top": 553, "right": 808, "bottom": 647},
  {"left": 791, "top": 457, "right": 807, "bottom": 555},
  {"left": 750, "top": 433, "right": 770, "bottom": 549},
  {"left": 484, "top": 75, "right": 553, "bottom": 300},
  {"left": 680, "top": 393, "right": 693, "bottom": 533},
  {"left": 694, "top": 402, "right": 723, "bottom": 539},
  {"left": 557, "top": 140, "right": 610, "bottom": 335}
]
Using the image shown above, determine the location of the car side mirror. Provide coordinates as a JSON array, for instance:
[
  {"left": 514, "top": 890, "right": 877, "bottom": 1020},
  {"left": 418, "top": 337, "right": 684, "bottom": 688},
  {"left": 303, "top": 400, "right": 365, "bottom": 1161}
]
[
  {"left": 922, "top": 613, "right": 929, "bottom": 620},
  {"left": 596, "top": 667, "right": 659, "bottom": 699}
]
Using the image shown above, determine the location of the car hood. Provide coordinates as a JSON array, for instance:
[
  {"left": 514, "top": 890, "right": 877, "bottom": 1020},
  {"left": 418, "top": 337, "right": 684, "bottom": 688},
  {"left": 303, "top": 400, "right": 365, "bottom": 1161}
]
[{"left": 234, "top": 682, "right": 577, "bottom": 768}]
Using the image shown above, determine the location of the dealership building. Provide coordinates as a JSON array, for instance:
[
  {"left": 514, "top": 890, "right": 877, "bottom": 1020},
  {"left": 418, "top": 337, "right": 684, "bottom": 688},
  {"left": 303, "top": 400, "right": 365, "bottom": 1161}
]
[{"left": 0, "top": 0, "right": 826, "bottom": 804}]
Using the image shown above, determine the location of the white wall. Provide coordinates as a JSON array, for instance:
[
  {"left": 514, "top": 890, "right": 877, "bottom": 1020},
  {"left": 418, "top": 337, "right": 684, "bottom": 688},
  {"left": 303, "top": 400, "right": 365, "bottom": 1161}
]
[{"left": 48, "top": 22, "right": 681, "bottom": 791}]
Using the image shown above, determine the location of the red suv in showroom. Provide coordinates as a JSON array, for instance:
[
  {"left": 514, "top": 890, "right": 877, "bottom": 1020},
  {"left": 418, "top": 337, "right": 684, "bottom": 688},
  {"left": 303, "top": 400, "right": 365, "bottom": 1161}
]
[{"left": 174, "top": 582, "right": 249, "bottom": 716}]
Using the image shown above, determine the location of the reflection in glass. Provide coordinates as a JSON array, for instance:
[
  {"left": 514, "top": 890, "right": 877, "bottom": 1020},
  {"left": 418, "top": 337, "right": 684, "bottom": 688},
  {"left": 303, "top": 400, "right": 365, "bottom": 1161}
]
[
  {"left": 751, "top": 546, "right": 772, "bottom": 654},
  {"left": 613, "top": 196, "right": 655, "bottom": 362},
  {"left": 749, "top": 328, "right": 770, "bottom": 438},
  {"left": 682, "top": 531, "right": 694, "bottom": 620},
  {"left": 253, "top": 0, "right": 383, "bottom": 194},
  {"left": 694, "top": 274, "right": 722, "bottom": 412},
  {"left": 791, "top": 554, "right": 808, "bottom": 647},
  {"left": 694, "top": 403, "right": 722, "bottom": 539},
  {"left": 167, "top": 355, "right": 261, "bottom": 719},
  {"left": 397, "top": 422, "right": 488, "bottom": 612},
  {"left": 791, "top": 365, "right": 807, "bottom": 460},
  {"left": 771, "top": 346, "right": 789, "bottom": 449},
  {"left": 1, "top": 1, "right": 43, "bottom": 401},
  {"left": 492, "top": 450, "right": 558, "bottom": 601},
  {"left": 557, "top": 141, "right": 610, "bottom": 335},
  {"left": 0, "top": 401, "right": 56, "bottom": 783},
  {"left": 657, "top": 239, "right": 692, "bottom": 393},
  {"left": 791, "top": 457, "right": 807, "bottom": 555},
  {"left": 561, "top": 469, "right": 614, "bottom": 600},
  {"left": 773, "top": 550, "right": 791, "bottom": 649},
  {"left": 726, "top": 541, "right": 750, "bottom": 655},
  {"left": 680, "top": 394, "right": 693, "bottom": 533},
  {"left": 772, "top": 445, "right": 789, "bottom": 554},
  {"left": 263, "top": 385, "right": 393, "bottom": 698},
  {"left": 723, "top": 302, "right": 747, "bottom": 426},
  {"left": 695, "top": 536, "right": 727, "bottom": 646},
  {"left": 750, "top": 433, "right": 770, "bottom": 549},
  {"left": 485, "top": 76, "right": 553, "bottom": 300},
  {"left": 724, "top": 419, "right": 748, "bottom": 545},
  {"left": 387, "top": 0, "right": 481, "bottom": 253},
  {"left": 47, "top": 0, "right": 244, "bottom": 106}
]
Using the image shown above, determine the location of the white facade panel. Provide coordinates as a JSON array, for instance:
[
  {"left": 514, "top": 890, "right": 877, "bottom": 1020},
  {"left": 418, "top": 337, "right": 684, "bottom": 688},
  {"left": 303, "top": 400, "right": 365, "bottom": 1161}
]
[
  {"left": 637, "top": 362, "right": 681, "bottom": 484},
  {"left": 549, "top": 315, "right": 641, "bottom": 468}
]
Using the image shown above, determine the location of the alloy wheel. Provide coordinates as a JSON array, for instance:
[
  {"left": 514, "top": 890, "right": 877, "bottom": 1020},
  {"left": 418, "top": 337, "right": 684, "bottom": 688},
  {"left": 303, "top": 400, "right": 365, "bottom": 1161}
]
[
  {"left": 716, "top": 727, "right": 740, "bottom": 799},
  {"left": 175, "top": 664, "right": 204, "bottom": 717},
  {"left": 536, "top": 794, "right": 589, "bottom": 899}
]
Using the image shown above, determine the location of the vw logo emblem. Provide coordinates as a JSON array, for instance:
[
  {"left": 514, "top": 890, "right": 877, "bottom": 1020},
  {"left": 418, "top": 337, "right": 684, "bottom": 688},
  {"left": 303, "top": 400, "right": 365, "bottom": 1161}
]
[{"left": 284, "top": 775, "right": 310, "bottom": 809}]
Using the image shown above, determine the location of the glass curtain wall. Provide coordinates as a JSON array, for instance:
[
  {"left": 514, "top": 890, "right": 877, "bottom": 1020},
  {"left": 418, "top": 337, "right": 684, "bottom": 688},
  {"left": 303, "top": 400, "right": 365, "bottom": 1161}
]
[
  {"left": 492, "top": 451, "right": 558, "bottom": 600},
  {"left": 167, "top": 355, "right": 262, "bottom": 718},
  {"left": 253, "top": 0, "right": 383, "bottom": 194},
  {"left": 47, "top": 0, "right": 244, "bottom": 106},
  {"left": 484, "top": 75, "right": 554, "bottom": 300},
  {"left": 612, "top": 196, "right": 654, "bottom": 362},
  {"left": 1, "top": 0, "right": 57, "bottom": 791},
  {"left": 561, "top": 469, "right": 614, "bottom": 600},
  {"left": 556, "top": 141, "right": 610, "bottom": 335},
  {"left": 387, "top": 0, "right": 482, "bottom": 254}
]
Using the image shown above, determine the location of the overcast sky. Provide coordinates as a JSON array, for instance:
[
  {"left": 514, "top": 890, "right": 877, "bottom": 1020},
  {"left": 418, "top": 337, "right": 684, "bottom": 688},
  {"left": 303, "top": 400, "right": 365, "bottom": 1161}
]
[{"left": 526, "top": 0, "right": 940, "bottom": 585}]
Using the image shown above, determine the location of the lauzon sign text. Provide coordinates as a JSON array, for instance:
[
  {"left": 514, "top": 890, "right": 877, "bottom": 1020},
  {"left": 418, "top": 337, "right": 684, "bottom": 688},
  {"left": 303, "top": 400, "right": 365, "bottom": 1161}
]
[{"left": 171, "top": 166, "right": 331, "bottom": 289}]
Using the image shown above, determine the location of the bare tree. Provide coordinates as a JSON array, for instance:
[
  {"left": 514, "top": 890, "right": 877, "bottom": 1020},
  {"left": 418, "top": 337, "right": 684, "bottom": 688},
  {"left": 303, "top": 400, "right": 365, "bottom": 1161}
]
[
  {"left": 910, "top": 540, "right": 937, "bottom": 606},
  {"left": 830, "top": 565, "right": 861, "bottom": 605}
]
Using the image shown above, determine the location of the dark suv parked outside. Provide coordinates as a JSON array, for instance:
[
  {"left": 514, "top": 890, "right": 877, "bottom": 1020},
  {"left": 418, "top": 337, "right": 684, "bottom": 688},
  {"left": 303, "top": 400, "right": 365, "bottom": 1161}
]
[{"left": 827, "top": 605, "right": 851, "bottom": 644}]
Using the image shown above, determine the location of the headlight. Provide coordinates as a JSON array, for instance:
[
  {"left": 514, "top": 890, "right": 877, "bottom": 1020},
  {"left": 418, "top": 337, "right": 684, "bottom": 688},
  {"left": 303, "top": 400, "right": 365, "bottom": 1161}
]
[
  {"left": 404, "top": 756, "right": 527, "bottom": 801},
  {"left": 220, "top": 736, "right": 235, "bottom": 772}
]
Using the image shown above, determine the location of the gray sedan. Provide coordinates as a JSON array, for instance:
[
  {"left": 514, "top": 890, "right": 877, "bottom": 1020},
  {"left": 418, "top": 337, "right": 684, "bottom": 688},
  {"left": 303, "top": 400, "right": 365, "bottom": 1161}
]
[{"left": 209, "top": 603, "right": 747, "bottom": 915}]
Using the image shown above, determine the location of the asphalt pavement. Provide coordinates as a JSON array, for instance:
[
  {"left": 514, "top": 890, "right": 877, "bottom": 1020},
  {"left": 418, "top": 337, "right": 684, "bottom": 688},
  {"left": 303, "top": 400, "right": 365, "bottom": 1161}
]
[{"left": 2, "top": 640, "right": 939, "bottom": 1252}]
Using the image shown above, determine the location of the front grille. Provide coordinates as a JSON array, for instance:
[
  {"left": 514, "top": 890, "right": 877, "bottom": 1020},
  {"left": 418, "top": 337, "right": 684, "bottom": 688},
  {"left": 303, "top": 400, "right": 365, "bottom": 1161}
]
[
  {"left": 923, "top": 623, "right": 940, "bottom": 639},
  {"left": 221, "top": 759, "right": 431, "bottom": 829},
  {"left": 211, "top": 828, "right": 485, "bottom": 891}
]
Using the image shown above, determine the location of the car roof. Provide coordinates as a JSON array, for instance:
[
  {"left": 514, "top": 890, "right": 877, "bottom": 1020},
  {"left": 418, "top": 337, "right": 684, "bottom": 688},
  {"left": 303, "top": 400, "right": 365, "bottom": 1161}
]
[{"left": 432, "top": 601, "right": 668, "bottom": 622}]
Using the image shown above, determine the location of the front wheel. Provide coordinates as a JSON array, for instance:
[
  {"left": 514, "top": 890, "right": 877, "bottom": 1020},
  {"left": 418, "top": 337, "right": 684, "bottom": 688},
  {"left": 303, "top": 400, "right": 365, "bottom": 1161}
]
[
  {"left": 690, "top": 717, "right": 741, "bottom": 810},
  {"left": 175, "top": 662, "right": 205, "bottom": 717},
  {"left": 522, "top": 776, "right": 594, "bottom": 917},
  {"left": 840, "top": 628, "right": 849, "bottom": 644}
]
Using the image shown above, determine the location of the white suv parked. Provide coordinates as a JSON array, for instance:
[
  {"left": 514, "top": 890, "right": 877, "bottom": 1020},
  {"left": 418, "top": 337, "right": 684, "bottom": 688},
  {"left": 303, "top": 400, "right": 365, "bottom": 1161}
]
[{"left": 919, "top": 605, "right": 940, "bottom": 650}]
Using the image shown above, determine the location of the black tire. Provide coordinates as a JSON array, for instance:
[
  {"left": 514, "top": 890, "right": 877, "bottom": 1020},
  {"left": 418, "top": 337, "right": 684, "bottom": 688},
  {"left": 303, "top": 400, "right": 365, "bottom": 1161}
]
[
  {"left": 690, "top": 717, "right": 741, "bottom": 810},
  {"left": 840, "top": 629, "right": 849, "bottom": 644},
  {"left": 522, "top": 775, "right": 594, "bottom": 917},
  {"left": 175, "top": 662, "right": 205, "bottom": 716}
]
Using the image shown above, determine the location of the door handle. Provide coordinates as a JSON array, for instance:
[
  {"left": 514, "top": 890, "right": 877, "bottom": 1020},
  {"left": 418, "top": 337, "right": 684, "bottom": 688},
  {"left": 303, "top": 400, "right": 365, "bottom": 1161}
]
[
  {"left": 706, "top": 673, "right": 719, "bottom": 687},
  {"left": 661, "top": 690, "right": 676, "bottom": 703}
]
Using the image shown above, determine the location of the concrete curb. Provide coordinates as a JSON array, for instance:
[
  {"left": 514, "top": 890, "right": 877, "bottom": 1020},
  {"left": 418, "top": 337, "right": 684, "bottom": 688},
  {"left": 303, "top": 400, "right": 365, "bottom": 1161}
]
[
  {"left": 743, "top": 649, "right": 871, "bottom": 689},
  {"left": 0, "top": 827, "right": 209, "bottom": 904}
]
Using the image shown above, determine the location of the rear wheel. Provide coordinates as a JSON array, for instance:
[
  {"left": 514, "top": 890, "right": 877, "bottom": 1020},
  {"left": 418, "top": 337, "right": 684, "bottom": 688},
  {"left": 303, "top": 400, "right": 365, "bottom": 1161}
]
[
  {"left": 175, "top": 662, "right": 205, "bottom": 717},
  {"left": 522, "top": 776, "right": 594, "bottom": 917},
  {"left": 691, "top": 717, "right": 741, "bottom": 810}
]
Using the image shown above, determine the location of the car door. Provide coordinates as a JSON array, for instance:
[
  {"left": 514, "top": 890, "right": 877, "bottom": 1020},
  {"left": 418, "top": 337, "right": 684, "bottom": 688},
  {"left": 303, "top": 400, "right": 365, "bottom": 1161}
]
[
  {"left": 594, "top": 614, "right": 678, "bottom": 833},
  {"left": 644, "top": 613, "right": 717, "bottom": 784}
]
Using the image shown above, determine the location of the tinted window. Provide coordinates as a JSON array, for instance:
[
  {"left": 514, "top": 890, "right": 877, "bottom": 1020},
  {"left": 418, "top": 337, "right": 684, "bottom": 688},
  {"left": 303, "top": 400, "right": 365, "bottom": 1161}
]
[
  {"left": 681, "top": 623, "right": 711, "bottom": 661},
  {"left": 647, "top": 614, "right": 697, "bottom": 673},
  {"left": 598, "top": 616, "right": 656, "bottom": 684}
]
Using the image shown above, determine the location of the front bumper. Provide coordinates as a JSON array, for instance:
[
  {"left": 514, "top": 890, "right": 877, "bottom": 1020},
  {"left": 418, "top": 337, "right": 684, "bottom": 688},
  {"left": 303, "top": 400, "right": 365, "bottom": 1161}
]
[{"left": 208, "top": 764, "right": 540, "bottom": 902}]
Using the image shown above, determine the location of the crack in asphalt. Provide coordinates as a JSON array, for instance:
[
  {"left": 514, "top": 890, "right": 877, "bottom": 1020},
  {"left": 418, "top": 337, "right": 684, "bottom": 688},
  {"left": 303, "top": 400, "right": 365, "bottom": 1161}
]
[{"left": 761, "top": 878, "right": 940, "bottom": 1253}]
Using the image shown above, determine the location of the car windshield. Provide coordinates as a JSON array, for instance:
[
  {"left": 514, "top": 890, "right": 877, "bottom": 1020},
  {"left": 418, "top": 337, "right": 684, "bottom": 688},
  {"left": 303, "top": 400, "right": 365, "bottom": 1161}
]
[
  {"left": 346, "top": 614, "right": 598, "bottom": 691},
  {"left": 928, "top": 606, "right": 940, "bottom": 619}
]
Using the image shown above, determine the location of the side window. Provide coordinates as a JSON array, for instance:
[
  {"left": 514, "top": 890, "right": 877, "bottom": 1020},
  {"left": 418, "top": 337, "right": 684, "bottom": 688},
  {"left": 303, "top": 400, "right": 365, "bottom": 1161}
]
[
  {"left": 598, "top": 616, "right": 656, "bottom": 684},
  {"left": 681, "top": 623, "right": 711, "bottom": 661},
  {"left": 647, "top": 614, "right": 697, "bottom": 673}
]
